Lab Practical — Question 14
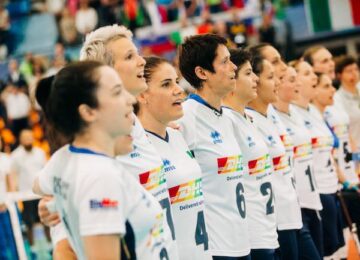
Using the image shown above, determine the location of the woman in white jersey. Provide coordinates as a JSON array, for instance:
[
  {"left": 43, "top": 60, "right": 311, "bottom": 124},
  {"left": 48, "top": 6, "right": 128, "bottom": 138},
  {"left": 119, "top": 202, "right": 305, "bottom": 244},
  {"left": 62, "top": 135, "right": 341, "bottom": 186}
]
[
  {"left": 37, "top": 25, "right": 178, "bottom": 259},
  {"left": 33, "top": 61, "right": 166, "bottom": 259},
  {"left": 246, "top": 47, "right": 302, "bottom": 260},
  {"left": 291, "top": 62, "right": 345, "bottom": 257},
  {"left": 136, "top": 56, "right": 211, "bottom": 259},
  {"left": 222, "top": 49, "right": 279, "bottom": 260},
  {"left": 178, "top": 34, "right": 251, "bottom": 259},
  {"left": 274, "top": 65, "right": 323, "bottom": 259}
]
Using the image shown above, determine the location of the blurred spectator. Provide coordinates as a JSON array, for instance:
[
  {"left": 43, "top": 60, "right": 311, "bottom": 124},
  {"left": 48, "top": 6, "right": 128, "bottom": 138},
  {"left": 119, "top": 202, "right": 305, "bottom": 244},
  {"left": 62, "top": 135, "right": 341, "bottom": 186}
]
[
  {"left": 206, "top": 0, "right": 225, "bottom": 13},
  {"left": 10, "top": 129, "right": 46, "bottom": 244},
  {"left": 59, "top": 7, "right": 79, "bottom": 45},
  {"left": 183, "top": 0, "right": 202, "bottom": 18},
  {"left": 227, "top": 9, "right": 247, "bottom": 47},
  {"left": 1, "top": 85, "right": 30, "bottom": 138},
  {"left": 197, "top": 9, "right": 214, "bottom": 34},
  {"left": 6, "top": 59, "right": 27, "bottom": 90},
  {"left": 0, "top": 0, "right": 9, "bottom": 60},
  {"left": 46, "top": 0, "right": 66, "bottom": 16},
  {"left": 97, "top": 0, "right": 118, "bottom": 27},
  {"left": 75, "top": 0, "right": 98, "bottom": 36},
  {"left": 122, "top": 0, "right": 151, "bottom": 31},
  {"left": 19, "top": 53, "right": 34, "bottom": 84},
  {"left": 213, "top": 20, "right": 236, "bottom": 48},
  {"left": 259, "top": 12, "right": 276, "bottom": 46}
]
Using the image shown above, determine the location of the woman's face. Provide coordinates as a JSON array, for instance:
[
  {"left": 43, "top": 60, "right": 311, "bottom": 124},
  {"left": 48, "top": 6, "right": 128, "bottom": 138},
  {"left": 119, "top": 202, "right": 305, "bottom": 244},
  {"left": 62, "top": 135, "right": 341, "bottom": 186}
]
[
  {"left": 261, "top": 45, "right": 287, "bottom": 81},
  {"left": 313, "top": 74, "right": 336, "bottom": 107},
  {"left": 296, "top": 61, "right": 318, "bottom": 101},
  {"left": 234, "top": 61, "right": 259, "bottom": 103},
  {"left": 108, "top": 37, "right": 148, "bottom": 97},
  {"left": 278, "top": 67, "right": 299, "bottom": 103},
  {"left": 94, "top": 66, "right": 136, "bottom": 138},
  {"left": 257, "top": 60, "right": 278, "bottom": 105},
  {"left": 141, "top": 62, "right": 184, "bottom": 124}
]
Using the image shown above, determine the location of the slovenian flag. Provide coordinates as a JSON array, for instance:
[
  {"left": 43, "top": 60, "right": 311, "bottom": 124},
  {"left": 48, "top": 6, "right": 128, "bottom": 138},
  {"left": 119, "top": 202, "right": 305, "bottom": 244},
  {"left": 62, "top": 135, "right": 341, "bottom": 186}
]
[{"left": 305, "top": 0, "right": 360, "bottom": 33}]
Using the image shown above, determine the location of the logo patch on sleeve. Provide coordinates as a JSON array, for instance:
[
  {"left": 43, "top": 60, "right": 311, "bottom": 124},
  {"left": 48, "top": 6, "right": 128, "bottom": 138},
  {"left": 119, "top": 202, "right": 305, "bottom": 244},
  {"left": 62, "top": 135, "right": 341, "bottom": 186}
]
[{"left": 90, "top": 198, "right": 119, "bottom": 209}]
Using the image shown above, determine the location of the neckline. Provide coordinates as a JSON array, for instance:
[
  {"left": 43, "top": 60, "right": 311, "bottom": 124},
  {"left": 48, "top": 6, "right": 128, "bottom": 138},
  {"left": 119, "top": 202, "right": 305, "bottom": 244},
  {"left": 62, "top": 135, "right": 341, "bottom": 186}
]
[
  {"left": 188, "top": 93, "right": 223, "bottom": 116},
  {"left": 145, "top": 130, "right": 169, "bottom": 143},
  {"left": 69, "top": 145, "right": 110, "bottom": 158}
]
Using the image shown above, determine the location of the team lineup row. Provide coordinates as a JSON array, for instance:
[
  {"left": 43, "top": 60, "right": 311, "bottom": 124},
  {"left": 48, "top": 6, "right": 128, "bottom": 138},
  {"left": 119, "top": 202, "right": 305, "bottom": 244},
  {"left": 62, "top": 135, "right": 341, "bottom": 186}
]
[{"left": 31, "top": 25, "right": 360, "bottom": 260}]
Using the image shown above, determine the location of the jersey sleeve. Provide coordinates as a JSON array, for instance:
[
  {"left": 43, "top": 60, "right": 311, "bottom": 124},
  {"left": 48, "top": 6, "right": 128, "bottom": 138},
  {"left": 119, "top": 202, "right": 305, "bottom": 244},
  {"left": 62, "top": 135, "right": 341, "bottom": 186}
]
[
  {"left": 177, "top": 109, "right": 196, "bottom": 150},
  {"left": 76, "top": 171, "right": 127, "bottom": 237},
  {"left": 37, "top": 163, "right": 54, "bottom": 195}
]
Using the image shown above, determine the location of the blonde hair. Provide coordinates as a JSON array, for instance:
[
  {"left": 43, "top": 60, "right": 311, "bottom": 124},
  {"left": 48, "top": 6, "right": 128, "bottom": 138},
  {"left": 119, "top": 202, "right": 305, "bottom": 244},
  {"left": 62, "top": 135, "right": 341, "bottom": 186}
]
[{"left": 79, "top": 24, "right": 133, "bottom": 66}]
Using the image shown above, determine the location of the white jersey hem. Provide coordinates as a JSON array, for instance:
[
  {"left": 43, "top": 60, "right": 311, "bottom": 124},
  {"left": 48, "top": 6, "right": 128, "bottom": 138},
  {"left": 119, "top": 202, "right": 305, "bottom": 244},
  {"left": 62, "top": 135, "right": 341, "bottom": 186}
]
[
  {"left": 209, "top": 248, "right": 251, "bottom": 257},
  {"left": 277, "top": 223, "right": 303, "bottom": 231},
  {"left": 299, "top": 203, "right": 323, "bottom": 211}
]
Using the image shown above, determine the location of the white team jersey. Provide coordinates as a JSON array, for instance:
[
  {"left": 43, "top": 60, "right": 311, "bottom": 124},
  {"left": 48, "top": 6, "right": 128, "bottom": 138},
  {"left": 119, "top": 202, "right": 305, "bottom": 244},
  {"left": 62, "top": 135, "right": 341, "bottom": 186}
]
[
  {"left": 246, "top": 108, "right": 302, "bottom": 231},
  {"left": 324, "top": 105, "right": 359, "bottom": 184},
  {"left": 0, "top": 153, "right": 11, "bottom": 203},
  {"left": 177, "top": 94, "right": 250, "bottom": 257},
  {"left": 292, "top": 105, "right": 338, "bottom": 194},
  {"left": 223, "top": 107, "right": 278, "bottom": 249},
  {"left": 38, "top": 145, "right": 165, "bottom": 260},
  {"left": 268, "top": 105, "right": 295, "bottom": 168},
  {"left": 147, "top": 128, "right": 211, "bottom": 260},
  {"left": 116, "top": 116, "right": 178, "bottom": 259},
  {"left": 277, "top": 107, "right": 322, "bottom": 210}
]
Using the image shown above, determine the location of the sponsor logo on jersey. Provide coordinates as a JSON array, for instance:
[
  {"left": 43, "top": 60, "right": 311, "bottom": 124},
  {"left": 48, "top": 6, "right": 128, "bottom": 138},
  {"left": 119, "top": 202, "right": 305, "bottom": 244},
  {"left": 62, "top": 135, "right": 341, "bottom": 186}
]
[
  {"left": 270, "top": 114, "right": 279, "bottom": 124},
  {"left": 272, "top": 154, "right": 289, "bottom": 172},
  {"left": 280, "top": 134, "right": 293, "bottom": 150},
  {"left": 130, "top": 145, "right": 140, "bottom": 158},
  {"left": 331, "top": 124, "right": 348, "bottom": 138},
  {"left": 286, "top": 127, "right": 295, "bottom": 136},
  {"left": 266, "top": 135, "right": 277, "bottom": 147},
  {"left": 217, "top": 155, "right": 243, "bottom": 174},
  {"left": 168, "top": 178, "right": 202, "bottom": 204},
  {"left": 210, "top": 130, "right": 222, "bottom": 144},
  {"left": 90, "top": 198, "right": 119, "bottom": 209},
  {"left": 162, "top": 159, "right": 176, "bottom": 172},
  {"left": 246, "top": 136, "right": 256, "bottom": 147},
  {"left": 248, "top": 154, "right": 271, "bottom": 175},
  {"left": 311, "top": 137, "right": 333, "bottom": 149},
  {"left": 304, "top": 120, "right": 312, "bottom": 129},
  {"left": 293, "top": 143, "right": 312, "bottom": 158},
  {"left": 139, "top": 166, "right": 166, "bottom": 191}
]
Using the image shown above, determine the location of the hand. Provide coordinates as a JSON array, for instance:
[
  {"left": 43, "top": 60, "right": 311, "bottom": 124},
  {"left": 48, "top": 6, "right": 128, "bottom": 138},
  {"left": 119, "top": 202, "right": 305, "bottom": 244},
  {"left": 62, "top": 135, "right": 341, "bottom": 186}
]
[
  {"left": 38, "top": 196, "right": 60, "bottom": 227},
  {"left": 0, "top": 203, "right": 7, "bottom": 212}
]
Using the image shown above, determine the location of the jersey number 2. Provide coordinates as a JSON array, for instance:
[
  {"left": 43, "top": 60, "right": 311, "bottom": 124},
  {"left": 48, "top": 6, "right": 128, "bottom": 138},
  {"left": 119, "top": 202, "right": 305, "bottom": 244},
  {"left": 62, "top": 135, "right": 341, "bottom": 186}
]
[{"left": 260, "top": 182, "right": 274, "bottom": 215}]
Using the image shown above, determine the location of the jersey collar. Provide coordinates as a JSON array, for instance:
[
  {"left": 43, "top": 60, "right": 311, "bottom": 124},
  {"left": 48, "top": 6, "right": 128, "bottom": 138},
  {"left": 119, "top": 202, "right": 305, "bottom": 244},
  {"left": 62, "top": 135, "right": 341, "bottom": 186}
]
[
  {"left": 145, "top": 130, "right": 169, "bottom": 142},
  {"left": 188, "top": 93, "right": 223, "bottom": 116},
  {"left": 69, "top": 145, "right": 110, "bottom": 158}
]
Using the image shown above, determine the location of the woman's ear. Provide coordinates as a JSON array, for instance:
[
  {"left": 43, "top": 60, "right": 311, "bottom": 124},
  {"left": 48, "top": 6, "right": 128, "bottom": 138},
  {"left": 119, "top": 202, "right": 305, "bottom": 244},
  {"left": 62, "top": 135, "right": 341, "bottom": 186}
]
[
  {"left": 194, "top": 66, "right": 208, "bottom": 81},
  {"left": 137, "top": 91, "right": 148, "bottom": 105},
  {"left": 78, "top": 104, "right": 97, "bottom": 123}
]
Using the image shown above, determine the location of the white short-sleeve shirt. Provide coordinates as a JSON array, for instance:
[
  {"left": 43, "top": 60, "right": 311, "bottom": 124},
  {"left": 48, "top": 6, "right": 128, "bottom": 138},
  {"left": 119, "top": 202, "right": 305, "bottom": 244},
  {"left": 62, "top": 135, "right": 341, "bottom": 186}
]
[
  {"left": 324, "top": 105, "right": 358, "bottom": 184},
  {"left": 278, "top": 106, "right": 322, "bottom": 210},
  {"left": 38, "top": 145, "right": 165, "bottom": 260},
  {"left": 224, "top": 107, "right": 278, "bottom": 249},
  {"left": 147, "top": 128, "right": 211, "bottom": 260},
  {"left": 177, "top": 94, "right": 250, "bottom": 257},
  {"left": 246, "top": 107, "right": 302, "bottom": 231},
  {"left": 116, "top": 116, "right": 178, "bottom": 259},
  {"left": 292, "top": 105, "right": 338, "bottom": 194},
  {"left": 0, "top": 153, "right": 11, "bottom": 203}
]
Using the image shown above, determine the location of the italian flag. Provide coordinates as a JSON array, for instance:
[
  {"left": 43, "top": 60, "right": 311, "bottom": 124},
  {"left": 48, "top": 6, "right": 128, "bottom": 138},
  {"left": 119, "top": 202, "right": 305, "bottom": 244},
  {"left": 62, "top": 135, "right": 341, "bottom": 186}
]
[{"left": 305, "top": 0, "right": 360, "bottom": 32}]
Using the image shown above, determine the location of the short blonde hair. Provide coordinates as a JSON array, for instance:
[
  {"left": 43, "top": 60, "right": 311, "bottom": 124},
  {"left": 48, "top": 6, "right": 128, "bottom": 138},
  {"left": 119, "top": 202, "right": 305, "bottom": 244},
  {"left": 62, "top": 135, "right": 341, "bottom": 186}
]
[{"left": 79, "top": 24, "right": 133, "bottom": 66}]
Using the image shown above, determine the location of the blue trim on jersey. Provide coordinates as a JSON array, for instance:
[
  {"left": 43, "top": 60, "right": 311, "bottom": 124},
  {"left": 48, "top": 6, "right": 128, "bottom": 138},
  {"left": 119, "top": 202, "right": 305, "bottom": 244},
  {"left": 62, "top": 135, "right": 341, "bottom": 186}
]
[
  {"left": 69, "top": 145, "right": 110, "bottom": 157},
  {"left": 188, "top": 93, "right": 223, "bottom": 115},
  {"left": 145, "top": 130, "right": 169, "bottom": 142},
  {"left": 325, "top": 122, "right": 339, "bottom": 149}
]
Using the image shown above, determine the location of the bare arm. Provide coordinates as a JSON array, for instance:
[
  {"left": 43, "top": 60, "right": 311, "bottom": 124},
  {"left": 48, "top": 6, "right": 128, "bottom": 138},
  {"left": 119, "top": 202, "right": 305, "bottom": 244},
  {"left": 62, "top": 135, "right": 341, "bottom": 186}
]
[{"left": 83, "top": 235, "right": 121, "bottom": 260}]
